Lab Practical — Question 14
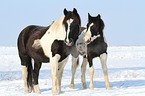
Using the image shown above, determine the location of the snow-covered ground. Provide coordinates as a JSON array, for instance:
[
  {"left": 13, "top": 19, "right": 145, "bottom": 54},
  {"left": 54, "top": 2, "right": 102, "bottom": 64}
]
[{"left": 0, "top": 46, "right": 145, "bottom": 96}]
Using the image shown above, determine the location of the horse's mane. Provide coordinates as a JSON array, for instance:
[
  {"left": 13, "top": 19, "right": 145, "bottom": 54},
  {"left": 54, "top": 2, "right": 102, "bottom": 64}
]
[{"left": 47, "top": 16, "right": 65, "bottom": 34}]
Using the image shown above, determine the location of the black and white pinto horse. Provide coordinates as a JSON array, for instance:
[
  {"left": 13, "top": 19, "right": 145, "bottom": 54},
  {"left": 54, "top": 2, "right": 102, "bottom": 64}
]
[
  {"left": 17, "top": 8, "right": 81, "bottom": 94},
  {"left": 71, "top": 13, "right": 111, "bottom": 90}
]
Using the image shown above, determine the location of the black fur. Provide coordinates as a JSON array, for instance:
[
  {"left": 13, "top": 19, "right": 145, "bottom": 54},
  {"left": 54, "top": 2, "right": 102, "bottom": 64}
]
[
  {"left": 17, "top": 25, "right": 50, "bottom": 90},
  {"left": 63, "top": 8, "right": 81, "bottom": 45},
  {"left": 17, "top": 8, "right": 81, "bottom": 92},
  {"left": 51, "top": 40, "right": 79, "bottom": 62},
  {"left": 86, "top": 14, "right": 107, "bottom": 67}
]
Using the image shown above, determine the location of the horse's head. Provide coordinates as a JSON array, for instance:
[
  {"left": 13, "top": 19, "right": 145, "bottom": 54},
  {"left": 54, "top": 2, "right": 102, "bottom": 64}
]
[
  {"left": 84, "top": 13, "right": 104, "bottom": 43},
  {"left": 63, "top": 8, "right": 81, "bottom": 46}
]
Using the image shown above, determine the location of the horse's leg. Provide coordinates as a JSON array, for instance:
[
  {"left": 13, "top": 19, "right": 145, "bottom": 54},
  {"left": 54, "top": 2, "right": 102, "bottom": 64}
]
[
  {"left": 57, "top": 56, "right": 69, "bottom": 93},
  {"left": 50, "top": 54, "right": 60, "bottom": 95},
  {"left": 21, "top": 65, "right": 29, "bottom": 93},
  {"left": 70, "top": 56, "right": 79, "bottom": 89},
  {"left": 33, "top": 60, "right": 42, "bottom": 93},
  {"left": 81, "top": 56, "right": 87, "bottom": 89},
  {"left": 21, "top": 55, "right": 33, "bottom": 93},
  {"left": 100, "top": 53, "right": 111, "bottom": 90},
  {"left": 88, "top": 56, "right": 94, "bottom": 90}
]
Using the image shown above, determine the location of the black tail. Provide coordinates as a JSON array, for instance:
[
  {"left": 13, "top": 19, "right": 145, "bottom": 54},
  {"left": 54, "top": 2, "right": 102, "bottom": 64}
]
[{"left": 27, "top": 60, "right": 33, "bottom": 92}]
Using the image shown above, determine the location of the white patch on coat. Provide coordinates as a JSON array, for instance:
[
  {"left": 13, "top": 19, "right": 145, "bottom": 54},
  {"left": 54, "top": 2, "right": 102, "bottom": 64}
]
[
  {"left": 57, "top": 56, "right": 69, "bottom": 92},
  {"left": 89, "top": 66, "right": 94, "bottom": 90},
  {"left": 38, "top": 16, "right": 66, "bottom": 58},
  {"left": 32, "top": 39, "right": 41, "bottom": 49},
  {"left": 21, "top": 65, "right": 29, "bottom": 93},
  {"left": 65, "top": 19, "right": 74, "bottom": 43},
  {"left": 33, "top": 84, "right": 41, "bottom": 93},
  {"left": 84, "top": 23, "right": 94, "bottom": 42},
  {"left": 50, "top": 54, "right": 60, "bottom": 94},
  {"left": 99, "top": 53, "right": 111, "bottom": 89}
]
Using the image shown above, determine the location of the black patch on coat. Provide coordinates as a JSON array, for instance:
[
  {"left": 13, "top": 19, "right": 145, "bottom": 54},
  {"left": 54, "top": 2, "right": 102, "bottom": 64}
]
[
  {"left": 86, "top": 14, "right": 107, "bottom": 67},
  {"left": 51, "top": 40, "right": 79, "bottom": 62}
]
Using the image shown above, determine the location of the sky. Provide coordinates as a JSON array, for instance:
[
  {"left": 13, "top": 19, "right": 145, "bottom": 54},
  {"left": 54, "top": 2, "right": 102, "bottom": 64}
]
[{"left": 0, "top": 0, "right": 145, "bottom": 46}]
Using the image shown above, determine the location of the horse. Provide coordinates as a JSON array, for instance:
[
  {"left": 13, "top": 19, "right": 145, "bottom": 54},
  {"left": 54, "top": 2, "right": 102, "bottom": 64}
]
[
  {"left": 70, "top": 13, "right": 111, "bottom": 90},
  {"left": 17, "top": 8, "right": 81, "bottom": 94}
]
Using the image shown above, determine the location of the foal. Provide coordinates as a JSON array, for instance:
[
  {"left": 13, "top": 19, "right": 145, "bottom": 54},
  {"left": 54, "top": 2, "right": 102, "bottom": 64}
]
[{"left": 71, "top": 13, "right": 111, "bottom": 90}]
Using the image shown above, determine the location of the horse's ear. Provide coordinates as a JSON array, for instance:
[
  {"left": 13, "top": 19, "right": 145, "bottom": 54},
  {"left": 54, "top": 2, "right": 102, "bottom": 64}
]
[
  {"left": 73, "top": 8, "right": 78, "bottom": 15},
  {"left": 97, "top": 14, "right": 101, "bottom": 19},
  {"left": 64, "top": 8, "right": 68, "bottom": 16},
  {"left": 88, "top": 13, "right": 92, "bottom": 22},
  {"left": 73, "top": 8, "right": 81, "bottom": 25}
]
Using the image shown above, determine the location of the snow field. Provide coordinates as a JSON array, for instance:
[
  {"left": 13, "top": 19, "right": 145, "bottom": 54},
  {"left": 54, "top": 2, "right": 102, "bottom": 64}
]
[{"left": 0, "top": 46, "right": 145, "bottom": 96}]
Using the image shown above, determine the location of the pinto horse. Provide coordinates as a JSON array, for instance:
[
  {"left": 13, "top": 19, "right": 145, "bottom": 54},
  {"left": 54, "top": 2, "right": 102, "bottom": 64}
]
[
  {"left": 71, "top": 13, "right": 111, "bottom": 90},
  {"left": 17, "top": 8, "right": 81, "bottom": 94}
]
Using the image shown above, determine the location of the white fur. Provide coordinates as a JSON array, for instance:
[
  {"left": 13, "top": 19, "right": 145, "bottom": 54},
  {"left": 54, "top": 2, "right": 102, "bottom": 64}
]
[
  {"left": 89, "top": 66, "right": 94, "bottom": 90},
  {"left": 21, "top": 65, "right": 29, "bottom": 93},
  {"left": 100, "top": 53, "right": 111, "bottom": 89},
  {"left": 66, "top": 19, "right": 74, "bottom": 43},
  {"left": 57, "top": 56, "right": 69, "bottom": 92},
  {"left": 32, "top": 39, "right": 41, "bottom": 49},
  {"left": 39, "top": 16, "right": 66, "bottom": 58},
  {"left": 50, "top": 54, "right": 60, "bottom": 94},
  {"left": 33, "top": 16, "right": 72, "bottom": 94},
  {"left": 84, "top": 23, "right": 94, "bottom": 42},
  {"left": 33, "top": 84, "right": 40, "bottom": 93}
]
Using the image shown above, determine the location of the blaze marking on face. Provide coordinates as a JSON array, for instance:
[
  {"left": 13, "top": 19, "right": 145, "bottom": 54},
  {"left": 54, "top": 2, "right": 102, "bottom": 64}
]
[
  {"left": 84, "top": 23, "right": 94, "bottom": 42},
  {"left": 66, "top": 19, "right": 74, "bottom": 43}
]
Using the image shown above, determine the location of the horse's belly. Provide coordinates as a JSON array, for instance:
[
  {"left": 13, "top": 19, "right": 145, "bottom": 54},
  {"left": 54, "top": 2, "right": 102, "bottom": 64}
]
[{"left": 28, "top": 47, "right": 50, "bottom": 62}]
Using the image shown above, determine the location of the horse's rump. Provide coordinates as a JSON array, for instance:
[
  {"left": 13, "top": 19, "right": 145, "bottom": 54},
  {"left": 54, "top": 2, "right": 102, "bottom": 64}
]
[{"left": 17, "top": 25, "right": 50, "bottom": 62}]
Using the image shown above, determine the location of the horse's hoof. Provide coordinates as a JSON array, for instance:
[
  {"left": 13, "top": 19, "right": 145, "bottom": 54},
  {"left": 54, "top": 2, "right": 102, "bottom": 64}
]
[
  {"left": 52, "top": 90, "right": 59, "bottom": 95},
  {"left": 34, "top": 89, "right": 41, "bottom": 93},
  {"left": 82, "top": 83, "right": 86, "bottom": 89},
  {"left": 25, "top": 90, "right": 29, "bottom": 93},
  {"left": 89, "top": 84, "right": 94, "bottom": 90},
  {"left": 89, "top": 87, "right": 94, "bottom": 90},
  {"left": 33, "top": 85, "right": 41, "bottom": 93},
  {"left": 70, "top": 84, "right": 74, "bottom": 89},
  {"left": 107, "top": 87, "right": 111, "bottom": 90},
  {"left": 24, "top": 87, "right": 29, "bottom": 93}
]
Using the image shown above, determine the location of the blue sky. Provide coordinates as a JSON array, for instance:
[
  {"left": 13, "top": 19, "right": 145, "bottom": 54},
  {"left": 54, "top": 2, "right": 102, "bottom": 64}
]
[{"left": 0, "top": 0, "right": 145, "bottom": 46}]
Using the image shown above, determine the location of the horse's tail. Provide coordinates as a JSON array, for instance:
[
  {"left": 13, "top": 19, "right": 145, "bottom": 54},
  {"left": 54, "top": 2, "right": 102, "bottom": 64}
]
[{"left": 17, "top": 25, "right": 37, "bottom": 92}]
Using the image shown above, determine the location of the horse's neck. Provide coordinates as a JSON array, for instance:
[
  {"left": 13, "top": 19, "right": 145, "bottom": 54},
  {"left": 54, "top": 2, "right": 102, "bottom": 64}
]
[
  {"left": 39, "top": 16, "right": 66, "bottom": 58},
  {"left": 41, "top": 16, "right": 66, "bottom": 41},
  {"left": 100, "top": 31, "right": 107, "bottom": 43}
]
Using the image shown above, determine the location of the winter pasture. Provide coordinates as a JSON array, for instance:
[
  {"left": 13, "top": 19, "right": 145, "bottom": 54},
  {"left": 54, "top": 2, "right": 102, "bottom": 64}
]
[{"left": 0, "top": 46, "right": 145, "bottom": 96}]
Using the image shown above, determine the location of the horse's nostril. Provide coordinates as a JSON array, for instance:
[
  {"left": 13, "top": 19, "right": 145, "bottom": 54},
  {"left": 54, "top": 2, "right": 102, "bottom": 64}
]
[
  {"left": 86, "top": 40, "right": 90, "bottom": 43},
  {"left": 70, "top": 38, "right": 73, "bottom": 43},
  {"left": 64, "top": 38, "right": 74, "bottom": 46}
]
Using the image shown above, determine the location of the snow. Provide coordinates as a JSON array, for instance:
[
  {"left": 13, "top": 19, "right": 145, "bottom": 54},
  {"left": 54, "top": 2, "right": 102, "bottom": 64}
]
[{"left": 0, "top": 46, "right": 145, "bottom": 96}]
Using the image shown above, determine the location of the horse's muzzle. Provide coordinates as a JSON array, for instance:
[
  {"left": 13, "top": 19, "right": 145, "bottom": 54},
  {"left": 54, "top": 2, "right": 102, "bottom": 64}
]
[{"left": 64, "top": 39, "right": 74, "bottom": 46}]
